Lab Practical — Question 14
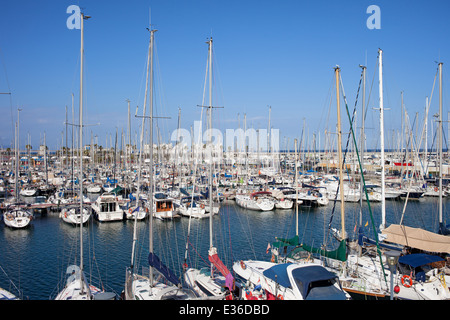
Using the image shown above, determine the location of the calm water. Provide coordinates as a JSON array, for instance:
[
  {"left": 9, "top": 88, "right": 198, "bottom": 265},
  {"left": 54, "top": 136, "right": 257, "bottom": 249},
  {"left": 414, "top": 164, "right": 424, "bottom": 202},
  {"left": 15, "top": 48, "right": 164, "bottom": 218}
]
[{"left": 0, "top": 195, "right": 448, "bottom": 300}]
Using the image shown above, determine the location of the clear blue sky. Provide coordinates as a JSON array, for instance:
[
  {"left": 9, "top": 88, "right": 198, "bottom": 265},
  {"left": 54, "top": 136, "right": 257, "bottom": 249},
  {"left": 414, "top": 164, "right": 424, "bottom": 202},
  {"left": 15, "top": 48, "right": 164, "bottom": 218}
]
[{"left": 0, "top": 0, "right": 449, "bottom": 151}]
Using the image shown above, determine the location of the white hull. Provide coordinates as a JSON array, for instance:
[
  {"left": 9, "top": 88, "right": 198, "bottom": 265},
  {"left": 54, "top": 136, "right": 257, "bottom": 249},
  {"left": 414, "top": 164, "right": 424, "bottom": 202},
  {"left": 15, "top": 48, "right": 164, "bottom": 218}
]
[
  {"left": 124, "top": 270, "right": 194, "bottom": 300},
  {"left": 19, "top": 188, "right": 37, "bottom": 197},
  {"left": 86, "top": 185, "right": 102, "bottom": 193},
  {"left": 91, "top": 193, "right": 124, "bottom": 222},
  {"left": 3, "top": 209, "right": 32, "bottom": 229},
  {"left": 177, "top": 203, "right": 208, "bottom": 218},
  {"left": 342, "top": 254, "right": 450, "bottom": 300},
  {"left": 235, "top": 195, "right": 274, "bottom": 211},
  {"left": 275, "top": 199, "right": 293, "bottom": 209},
  {"left": 59, "top": 207, "right": 91, "bottom": 225},
  {"left": 55, "top": 265, "right": 114, "bottom": 300},
  {"left": 0, "top": 287, "right": 19, "bottom": 300},
  {"left": 183, "top": 268, "right": 227, "bottom": 299},
  {"left": 94, "top": 211, "right": 124, "bottom": 222},
  {"left": 124, "top": 206, "right": 147, "bottom": 220}
]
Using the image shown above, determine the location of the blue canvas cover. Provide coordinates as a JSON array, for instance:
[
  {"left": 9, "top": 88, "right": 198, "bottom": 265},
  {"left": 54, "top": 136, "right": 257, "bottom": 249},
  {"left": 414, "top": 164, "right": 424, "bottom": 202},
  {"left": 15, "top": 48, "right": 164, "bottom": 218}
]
[
  {"left": 148, "top": 253, "right": 180, "bottom": 286},
  {"left": 262, "top": 264, "right": 292, "bottom": 288},
  {"left": 399, "top": 253, "right": 444, "bottom": 268},
  {"left": 292, "top": 265, "right": 347, "bottom": 300}
]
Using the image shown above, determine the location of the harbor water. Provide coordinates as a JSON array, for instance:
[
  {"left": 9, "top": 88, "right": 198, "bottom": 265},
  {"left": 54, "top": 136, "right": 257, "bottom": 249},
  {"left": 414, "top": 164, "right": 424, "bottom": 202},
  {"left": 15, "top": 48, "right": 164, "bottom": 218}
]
[{"left": 0, "top": 194, "right": 447, "bottom": 300}]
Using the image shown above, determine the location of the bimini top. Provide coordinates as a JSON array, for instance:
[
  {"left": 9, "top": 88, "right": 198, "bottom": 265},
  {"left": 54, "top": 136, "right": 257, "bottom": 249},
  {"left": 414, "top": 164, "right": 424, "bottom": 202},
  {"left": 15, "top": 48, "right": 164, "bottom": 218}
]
[{"left": 399, "top": 253, "right": 444, "bottom": 268}]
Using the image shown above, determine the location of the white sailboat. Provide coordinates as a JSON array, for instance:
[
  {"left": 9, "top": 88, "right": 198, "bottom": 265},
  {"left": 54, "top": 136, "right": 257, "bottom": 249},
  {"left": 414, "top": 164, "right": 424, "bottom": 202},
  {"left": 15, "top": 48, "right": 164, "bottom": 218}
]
[
  {"left": 176, "top": 196, "right": 208, "bottom": 218},
  {"left": 235, "top": 191, "right": 275, "bottom": 211},
  {"left": 124, "top": 24, "right": 195, "bottom": 300},
  {"left": 59, "top": 204, "right": 90, "bottom": 225},
  {"left": 342, "top": 51, "right": 450, "bottom": 300},
  {"left": 3, "top": 207, "right": 33, "bottom": 229},
  {"left": 3, "top": 109, "right": 33, "bottom": 229},
  {"left": 236, "top": 139, "right": 350, "bottom": 300},
  {"left": 55, "top": 13, "right": 115, "bottom": 300},
  {"left": 183, "top": 38, "right": 236, "bottom": 299}
]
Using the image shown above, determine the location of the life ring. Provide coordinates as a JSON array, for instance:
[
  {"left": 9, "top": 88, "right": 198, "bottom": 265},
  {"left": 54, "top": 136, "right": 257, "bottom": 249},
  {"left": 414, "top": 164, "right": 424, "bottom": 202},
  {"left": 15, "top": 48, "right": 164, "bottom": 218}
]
[
  {"left": 401, "top": 275, "right": 413, "bottom": 288},
  {"left": 277, "top": 294, "right": 284, "bottom": 300},
  {"left": 200, "top": 203, "right": 205, "bottom": 209},
  {"left": 128, "top": 208, "right": 132, "bottom": 214},
  {"left": 435, "top": 187, "right": 438, "bottom": 192},
  {"left": 240, "top": 260, "right": 246, "bottom": 270}
]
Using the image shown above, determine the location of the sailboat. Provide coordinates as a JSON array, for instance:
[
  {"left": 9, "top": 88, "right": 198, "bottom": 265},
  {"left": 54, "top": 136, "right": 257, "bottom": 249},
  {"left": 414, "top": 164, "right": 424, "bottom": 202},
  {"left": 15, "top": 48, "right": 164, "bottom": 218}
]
[
  {"left": 183, "top": 37, "right": 236, "bottom": 299},
  {"left": 342, "top": 52, "right": 450, "bottom": 300},
  {"left": 3, "top": 109, "right": 33, "bottom": 229},
  {"left": 235, "top": 191, "right": 275, "bottom": 211},
  {"left": 124, "top": 24, "right": 195, "bottom": 300},
  {"left": 59, "top": 204, "right": 91, "bottom": 225},
  {"left": 55, "top": 13, "right": 115, "bottom": 300},
  {"left": 234, "top": 137, "right": 350, "bottom": 300}
]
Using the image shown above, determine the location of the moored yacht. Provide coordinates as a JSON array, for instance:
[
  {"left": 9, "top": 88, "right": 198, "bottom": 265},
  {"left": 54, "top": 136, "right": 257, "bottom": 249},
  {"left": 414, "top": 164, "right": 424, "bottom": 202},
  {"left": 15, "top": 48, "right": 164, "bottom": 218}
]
[{"left": 91, "top": 192, "right": 124, "bottom": 222}]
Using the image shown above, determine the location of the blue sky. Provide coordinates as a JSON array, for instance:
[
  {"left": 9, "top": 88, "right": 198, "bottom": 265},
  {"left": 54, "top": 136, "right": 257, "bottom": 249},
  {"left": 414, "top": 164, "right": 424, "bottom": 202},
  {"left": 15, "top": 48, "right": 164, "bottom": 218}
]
[{"left": 0, "top": 0, "right": 449, "bottom": 151}]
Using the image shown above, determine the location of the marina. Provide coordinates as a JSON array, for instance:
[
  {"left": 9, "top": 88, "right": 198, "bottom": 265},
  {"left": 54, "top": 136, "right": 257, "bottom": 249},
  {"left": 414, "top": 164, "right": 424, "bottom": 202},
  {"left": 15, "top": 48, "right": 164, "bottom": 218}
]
[{"left": 0, "top": 152, "right": 449, "bottom": 300}]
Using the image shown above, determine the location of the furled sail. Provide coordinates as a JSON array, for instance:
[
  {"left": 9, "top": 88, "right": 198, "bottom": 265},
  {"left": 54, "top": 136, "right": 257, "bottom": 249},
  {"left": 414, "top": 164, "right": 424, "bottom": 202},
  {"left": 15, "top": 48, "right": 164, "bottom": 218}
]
[
  {"left": 148, "top": 253, "right": 180, "bottom": 286},
  {"left": 208, "top": 247, "right": 234, "bottom": 290}
]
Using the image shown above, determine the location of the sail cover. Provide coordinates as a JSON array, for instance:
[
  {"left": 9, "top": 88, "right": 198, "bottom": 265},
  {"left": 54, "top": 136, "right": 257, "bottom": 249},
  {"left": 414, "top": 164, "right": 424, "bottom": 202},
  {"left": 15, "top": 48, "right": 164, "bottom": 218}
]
[
  {"left": 148, "top": 253, "right": 180, "bottom": 286},
  {"left": 301, "top": 239, "right": 347, "bottom": 262},
  {"left": 208, "top": 247, "right": 234, "bottom": 290},
  {"left": 382, "top": 224, "right": 450, "bottom": 254}
]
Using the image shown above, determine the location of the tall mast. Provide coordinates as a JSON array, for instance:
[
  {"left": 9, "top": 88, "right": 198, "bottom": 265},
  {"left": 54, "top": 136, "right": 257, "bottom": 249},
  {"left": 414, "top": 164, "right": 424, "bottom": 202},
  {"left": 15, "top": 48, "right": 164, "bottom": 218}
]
[
  {"left": 79, "top": 12, "right": 90, "bottom": 293},
  {"left": 15, "top": 108, "right": 21, "bottom": 200},
  {"left": 130, "top": 25, "right": 153, "bottom": 274},
  {"left": 208, "top": 37, "right": 213, "bottom": 252},
  {"left": 378, "top": 49, "right": 386, "bottom": 231},
  {"left": 438, "top": 62, "right": 445, "bottom": 233},
  {"left": 148, "top": 26, "right": 156, "bottom": 286},
  {"left": 294, "top": 138, "right": 298, "bottom": 236},
  {"left": 335, "top": 66, "right": 346, "bottom": 239}
]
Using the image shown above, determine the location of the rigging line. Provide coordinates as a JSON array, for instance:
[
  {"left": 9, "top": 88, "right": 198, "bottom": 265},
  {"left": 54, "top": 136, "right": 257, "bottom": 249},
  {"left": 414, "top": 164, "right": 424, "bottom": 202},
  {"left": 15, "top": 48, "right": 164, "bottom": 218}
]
[{"left": 341, "top": 67, "right": 389, "bottom": 286}]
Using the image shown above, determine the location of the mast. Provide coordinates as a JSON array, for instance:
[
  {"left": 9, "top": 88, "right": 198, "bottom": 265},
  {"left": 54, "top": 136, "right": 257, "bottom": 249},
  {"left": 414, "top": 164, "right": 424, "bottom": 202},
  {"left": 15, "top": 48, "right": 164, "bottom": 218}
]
[
  {"left": 205, "top": 37, "right": 214, "bottom": 264},
  {"left": 130, "top": 23, "right": 153, "bottom": 277},
  {"left": 294, "top": 138, "right": 298, "bottom": 236},
  {"left": 359, "top": 65, "right": 366, "bottom": 228},
  {"left": 438, "top": 62, "right": 447, "bottom": 234},
  {"left": 148, "top": 26, "right": 156, "bottom": 285},
  {"left": 335, "top": 66, "right": 346, "bottom": 239},
  {"left": 378, "top": 49, "right": 386, "bottom": 231},
  {"left": 15, "top": 108, "right": 21, "bottom": 201},
  {"left": 79, "top": 12, "right": 90, "bottom": 293}
]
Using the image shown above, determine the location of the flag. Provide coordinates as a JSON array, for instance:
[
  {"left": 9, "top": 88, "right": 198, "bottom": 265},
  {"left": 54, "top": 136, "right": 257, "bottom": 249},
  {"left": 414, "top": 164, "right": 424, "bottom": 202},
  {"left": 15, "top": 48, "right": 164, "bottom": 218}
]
[{"left": 365, "top": 221, "right": 369, "bottom": 227}]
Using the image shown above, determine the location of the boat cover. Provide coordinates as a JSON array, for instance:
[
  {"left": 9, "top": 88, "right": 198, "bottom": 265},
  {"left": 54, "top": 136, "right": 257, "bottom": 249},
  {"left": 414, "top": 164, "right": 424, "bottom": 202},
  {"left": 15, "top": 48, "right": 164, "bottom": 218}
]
[
  {"left": 148, "top": 253, "right": 180, "bottom": 286},
  {"left": 301, "top": 239, "right": 347, "bottom": 262},
  {"left": 273, "top": 235, "right": 299, "bottom": 248},
  {"left": 292, "top": 265, "right": 337, "bottom": 298},
  {"left": 398, "top": 253, "right": 444, "bottom": 268},
  {"left": 262, "top": 263, "right": 292, "bottom": 288},
  {"left": 382, "top": 224, "right": 450, "bottom": 254}
]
